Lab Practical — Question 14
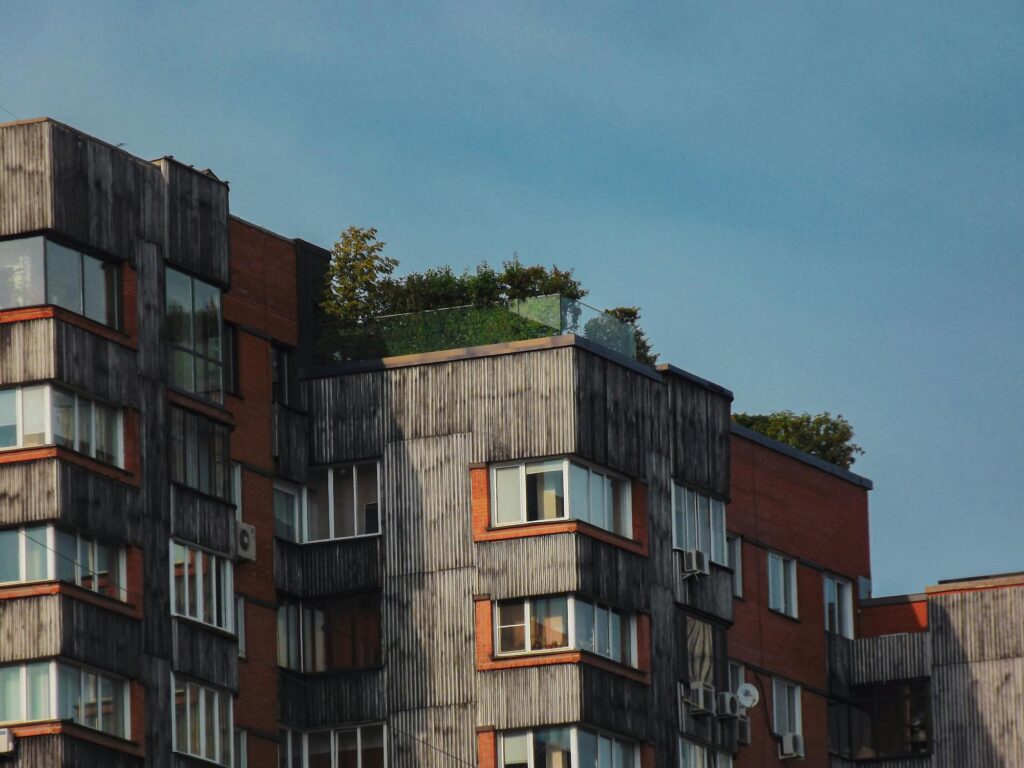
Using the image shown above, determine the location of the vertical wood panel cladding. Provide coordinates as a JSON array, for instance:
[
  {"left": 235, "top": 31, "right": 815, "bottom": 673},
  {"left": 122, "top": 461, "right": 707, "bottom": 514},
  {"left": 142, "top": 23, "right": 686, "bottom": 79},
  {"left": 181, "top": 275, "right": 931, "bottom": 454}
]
[
  {"left": 662, "top": 374, "right": 731, "bottom": 498},
  {"left": 576, "top": 536, "right": 650, "bottom": 611},
  {"left": 0, "top": 121, "right": 53, "bottom": 237},
  {"left": 383, "top": 363, "right": 471, "bottom": 443},
  {"left": 57, "top": 460, "right": 139, "bottom": 543},
  {"left": 383, "top": 569, "right": 476, "bottom": 712},
  {"left": 53, "top": 319, "right": 138, "bottom": 405},
  {"left": 15, "top": 734, "right": 143, "bottom": 768},
  {"left": 388, "top": 703, "right": 477, "bottom": 768},
  {"left": 671, "top": 555, "right": 734, "bottom": 623},
  {"left": 278, "top": 669, "right": 386, "bottom": 728},
  {"left": 475, "top": 534, "right": 580, "bottom": 598},
  {"left": 60, "top": 595, "right": 142, "bottom": 677},
  {"left": 932, "top": 657, "right": 1024, "bottom": 768},
  {"left": 171, "top": 619, "right": 238, "bottom": 692},
  {"left": 384, "top": 434, "right": 474, "bottom": 577},
  {"left": 827, "top": 633, "right": 852, "bottom": 699},
  {"left": 831, "top": 758, "right": 931, "bottom": 768},
  {"left": 0, "top": 459, "right": 58, "bottom": 526},
  {"left": 474, "top": 665, "right": 582, "bottom": 729},
  {"left": 272, "top": 403, "right": 309, "bottom": 483},
  {"left": 579, "top": 666, "right": 653, "bottom": 742},
  {"left": 169, "top": 484, "right": 235, "bottom": 555},
  {"left": 930, "top": 588, "right": 1024, "bottom": 665},
  {"left": 307, "top": 372, "right": 385, "bottom": 464},
  {"left": 0, "top": 319, "right": 55, "bottom": 386},
  {"left": 157, "top": 159, "right": 230, "bottom": 286},
  {"left": 851, "top": 632, "right": 931, "bottom": 685},
  {"left": 274, "top": 537, "right": 381, "bottom": 597},
  {"left": 0, "top": 594, "right": 62, "bottom": 661}
]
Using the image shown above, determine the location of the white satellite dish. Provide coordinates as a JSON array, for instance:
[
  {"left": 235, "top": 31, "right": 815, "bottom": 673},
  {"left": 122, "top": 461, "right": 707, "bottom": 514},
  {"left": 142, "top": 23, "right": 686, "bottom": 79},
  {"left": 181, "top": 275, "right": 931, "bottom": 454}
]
[{"left": 737, "top": 683, "right": 760, "bottom": 709}]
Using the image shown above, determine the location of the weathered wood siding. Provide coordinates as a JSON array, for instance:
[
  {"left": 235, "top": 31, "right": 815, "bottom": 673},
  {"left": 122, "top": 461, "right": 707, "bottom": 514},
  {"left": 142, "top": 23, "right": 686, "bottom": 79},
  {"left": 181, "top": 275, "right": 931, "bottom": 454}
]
[
  {"left": 14, "top": 733, "right": 143, "bottom": 768},
  {"left": 0, "top": 318, "right": 54, "bottom": 385},
  {"left": 171, "top": 619, "right": 238, "bottom": 692},
  {"left": 387, "top": 703, "right": 477, "bottom": 768},
  {"left": 169, "top": 484, "right": 235, "bottom": 556},
  {"left": 475, "top": 665, "right": 582, "bottom": 728},
  {"left": 851, "top": 632, "right": 931, "bottom": 685},
  {"left": 272, "top": 403, "right": 309, "bottom": 483},
  {"left": 278, "top": 668, "right": 386, "bottom": 728},
  {"left": 53, "top": 318, "right": 138, "bottom": 404},
  {"left": 157, "top": 158, "right": 230, "bottom": 286},
  {"left": 274, "top": 537, "right": 382, "bottom": 597},
  {"left": 0, "top": 120, "right": 53, "bottom": 237},
  {"left": 827, "top": 633, "right": 852, "bottom": 699},
  {"left": 672, "top": 556, "right": 735, "bottom": 623}
]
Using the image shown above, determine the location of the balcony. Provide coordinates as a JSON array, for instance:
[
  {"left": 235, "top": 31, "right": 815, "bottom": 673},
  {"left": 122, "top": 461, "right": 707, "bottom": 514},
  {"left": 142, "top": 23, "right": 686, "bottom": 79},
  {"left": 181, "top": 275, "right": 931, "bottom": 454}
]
[{"left": 315, "top": 295, "right": 640, "bottom": 363}]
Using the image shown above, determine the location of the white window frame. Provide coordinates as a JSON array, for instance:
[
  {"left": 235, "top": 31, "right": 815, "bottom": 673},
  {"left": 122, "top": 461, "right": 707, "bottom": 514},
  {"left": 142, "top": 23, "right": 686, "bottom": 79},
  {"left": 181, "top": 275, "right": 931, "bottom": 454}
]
[
  {"left": 274, "top": 480, "right": 303, "bottom": 541},
  {"left": 679, "top": 737, "right": 733, "bottom": 768},
  {"left": 493, "top": 595, "right": 638, "bottom": 668},
  {"left": 670, "top": 482, "right": 727, "bottom": 565},
  {"left": 823, "top": 573, "right": 854, "bottom": 639},
  {"left": 768, "top": 552, "right": 799, "bottom": 618},
  {"left": 274, "top": 461, "right": 383, "bottom": 544},
  {"left": 499, "top": 725, "right": 639, "bottom": 768},
  {"left": 169, "top": 540, "right": 235, "bottom": 633},
  {"left": 489, "top": 458, "right": 632, "bottom": 538},
  {"left": 0, "top": 661, "right": 130, "bottom": 737},
  {"left": 170, "top": 673, "right": 234, "bottom": 766},
  {"left": 231, "top": 462, "right": 243, "bottom": 523},
  {"left": 233, "top": 727, "right": 248, "bottom": 767},
  {"left": 772, "top": 677, "right": 804, "bottom": 740},
  {"left": 727, "top": 535, "right": 742, "bottom": 597},
  {"left": 728, "top": 660, "right": 746, "bottom": 694},
  {"left": 0, "top": 384, "right": 123, "bottom": 467},
  {"left": 236, "top": 596, "right": 246, "bottom": 658},
  {"left": 279, "top": 723, "right": 388, "bottom": 768},
  {"left": 0, "top": 525, "right": 127, "bottom": 601}
]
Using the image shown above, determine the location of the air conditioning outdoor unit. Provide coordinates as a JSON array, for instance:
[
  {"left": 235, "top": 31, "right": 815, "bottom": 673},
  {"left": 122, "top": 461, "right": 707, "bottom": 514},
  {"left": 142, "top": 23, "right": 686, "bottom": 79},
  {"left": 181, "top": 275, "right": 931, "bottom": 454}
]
[
  {"left": 236, "top": 522, "right": 257, "bottom": 562},
  {"left": 0, "top": 728, "right": 13, "bottom": 755},
  {"left": 681, "top": 549, "right": 709, "bottom": 577},
  {"left": 736, "top": 715, "right": 752, "bottom": 746},
  {"left": 687, "top": 682, "right": 716, "bottom": 715},
  {"left": 779, "top": 732, "right": 804, "bottom": 760},
  {"left": 717, "top": 692, "right": 742, "bottom": 719}
]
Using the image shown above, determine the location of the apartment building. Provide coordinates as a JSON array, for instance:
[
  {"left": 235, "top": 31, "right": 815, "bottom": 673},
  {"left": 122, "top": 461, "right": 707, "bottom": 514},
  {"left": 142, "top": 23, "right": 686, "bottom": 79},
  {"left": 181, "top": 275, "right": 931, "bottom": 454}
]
[{"left": 0, "top": 118, "right": 1020, "bottom": 768}]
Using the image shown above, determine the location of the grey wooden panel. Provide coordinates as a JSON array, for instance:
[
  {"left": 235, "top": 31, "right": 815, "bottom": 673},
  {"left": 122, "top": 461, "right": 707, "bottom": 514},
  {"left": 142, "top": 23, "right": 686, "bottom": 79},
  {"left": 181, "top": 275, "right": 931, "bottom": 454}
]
[
  {"left": 475, "top": 534, "right": 580, "bottom": 598},
  {"left": 15, "top": 733, "right": 143, "bottom": 768},
  {"left": 930, "top": 588, "right": 1024, "bottom": 665},
  {"left": 307, "top": 372, "right": 385, "bottom": 464},
  {"left": 278, "top": 668, "right": 386, "bottom": 728},
  {"left": 384, "top": 433, "right": 474, "bottom": 577},
  {"left": 169, "top": 484, "right": 235, "bottom": 556},
  {"left": 0, "top": 318, "right": 54, "bottom": 385},
  {"left": 272, "top": 403, "right": 309, "bottom": 483},
  {"left": 827, "top": 632, "right": 853, "bottom": 699},
  {"left": 576, "top": 535, "right": 651, "bottom": 611},
  {"left": 831, "top": 758, "right": 931, "bottom": 768},
  {"left": 54, "top": 318, "right": 139, "bottom": 405},
  {"left": 383, "top": 568, "right": 476, "bottom": 712},
  {"left": 672, "top": 554, "right": 734, "bottom": 623},
  {"left": 0, "top": 121, "right": 53, "bottom": 237},
  {"left": 56, "top": 459, "right": 139, "bottom": 542},
  {"left": 274, "top": 537, "right": 381, "bottom": 597},
  {"left": 851, "top": 632, "right": 931, "bottom": 685},
  {"left": 60, "top": 594, "right": 143, "bottom": 677},
  {"left": 171, "top": 619, "right": 238, "bottom": 692},
  {"left": 158, "top": 158, "right": 230, "bottom": 286},
  {"left": 579, "top": 666, "right": 654, "bottom": 742},
  {"left": 932, "top": 657, "right": 1024, "bottom": 768},
  {"left": 475, "top": 665, "right": 582, "bottom": 728},
  {"left": 0, "top": 594, "right": 61, "bottom": 661},
  {"left": 388, "top": 703, "right": 476, "bottom": 768},
  {"left": 0, "top": 458, "right": 58, "bottom": 526},
  {"left": 382, "top": 362, "right": 471, "bottom": 443}
]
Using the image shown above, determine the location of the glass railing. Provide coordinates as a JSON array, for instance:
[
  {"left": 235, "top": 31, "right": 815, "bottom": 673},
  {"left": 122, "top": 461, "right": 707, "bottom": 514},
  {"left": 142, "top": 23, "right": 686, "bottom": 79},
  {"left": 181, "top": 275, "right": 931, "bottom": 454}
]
[{"left": 316, "top": 295, "right": 638, "bottom": 362}]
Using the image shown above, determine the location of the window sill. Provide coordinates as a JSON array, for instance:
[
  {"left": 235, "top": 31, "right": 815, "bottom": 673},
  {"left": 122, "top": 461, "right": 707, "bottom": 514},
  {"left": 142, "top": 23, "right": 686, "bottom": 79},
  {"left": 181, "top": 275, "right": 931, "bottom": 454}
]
[
  {"left": 0, "top": 581, "right": 140, "bottom": 618},
  {"left": 0, "top": 445, "right": 135, "bottom": 484},
  {"left": 9, "top": 719, "right": 143, "bottom": 758},
  {"left": 172, "top": 614, "right": 238, "bottom": 641},
  {"left": 166, "top": 388, "right": 234, "bottom": 424},
  {"left": 477, "top": 518, "right": 647, "bottom": 556},
  {"left": 768, "top": 608, "right": 801, "bottom": 623},
  {"left": 0, "top": 305, "right": 135, "bottom": 349},
  {"left": 277, "top": 664, "right": 384, "bottom": 678},
  {"left": 482, "top": 649, "right": 650, "bottom": 684}
]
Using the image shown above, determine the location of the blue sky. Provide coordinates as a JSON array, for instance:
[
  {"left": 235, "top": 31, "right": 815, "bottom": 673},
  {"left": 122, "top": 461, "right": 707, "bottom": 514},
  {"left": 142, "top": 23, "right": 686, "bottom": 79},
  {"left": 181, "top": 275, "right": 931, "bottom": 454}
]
[{"left": 3, "top": 1, "right": 1021, "bottom": 595}]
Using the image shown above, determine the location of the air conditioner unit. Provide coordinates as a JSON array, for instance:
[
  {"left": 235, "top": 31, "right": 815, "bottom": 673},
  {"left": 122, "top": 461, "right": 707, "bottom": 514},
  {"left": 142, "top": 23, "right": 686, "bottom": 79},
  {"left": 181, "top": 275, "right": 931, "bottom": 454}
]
[
  {"left": 687, "top": 682, "right": 716, "bottom": 715},
  {"left": 0, "top": 728, "right": 13, "bottom": 754},
  {"left": 779, "top": 732, "right": 804, "bottom": 759},
  {"left": 682, "top": 549, "right": 709, "bottom": 577},
  {"left": 736, "top": 715, "right": 752, "bottom": 746},
  {"left": 236, "top": 522, "right": 256, "bottom": 562},
  {"left": 717, "top": 692, "right": 741, "bottom": 719}
]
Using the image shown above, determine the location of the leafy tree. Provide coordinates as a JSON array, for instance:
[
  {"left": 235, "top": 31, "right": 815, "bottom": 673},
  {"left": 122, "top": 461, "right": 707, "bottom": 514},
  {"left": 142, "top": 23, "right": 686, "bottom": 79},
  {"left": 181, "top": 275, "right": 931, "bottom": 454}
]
[
  {"left": 320, "top": 226, "right": 397, "bottom": 323},
  {"left": 733, "top": 411, "right": 864, "bottom": 469},
  {"left": 605, "top": 306, "right": 658, "bottom": 366}
]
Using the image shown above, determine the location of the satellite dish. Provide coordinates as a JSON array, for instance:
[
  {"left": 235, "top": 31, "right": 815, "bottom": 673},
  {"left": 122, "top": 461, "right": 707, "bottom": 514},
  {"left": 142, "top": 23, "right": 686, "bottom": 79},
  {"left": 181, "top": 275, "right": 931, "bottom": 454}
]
[{"left": 737, "top": 683, "right": 760, "bottom": 709}]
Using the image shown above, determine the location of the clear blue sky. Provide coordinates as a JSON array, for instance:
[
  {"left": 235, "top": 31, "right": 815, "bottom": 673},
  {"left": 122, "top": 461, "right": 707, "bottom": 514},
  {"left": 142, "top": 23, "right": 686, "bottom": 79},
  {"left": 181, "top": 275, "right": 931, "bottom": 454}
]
[{"left": 3, "top": 2, "right": 1021, "bottom": 596}]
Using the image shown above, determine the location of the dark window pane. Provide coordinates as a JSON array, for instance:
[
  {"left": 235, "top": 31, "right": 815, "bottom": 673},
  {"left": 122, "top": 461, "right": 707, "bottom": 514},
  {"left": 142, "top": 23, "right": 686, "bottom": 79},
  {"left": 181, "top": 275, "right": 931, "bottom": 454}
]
[
  {"left": 530, "top": 597, "right": 569, "bottom": 650},
  {"left": 534, "top": 727, "right": 571, "bottom": 768},
  {"left": 306, "top": 468, "right": 331, "bottom": 540},
  {"left": 166, "top": 269, "right": 193, "bottom": 349},
  {"left": 0, "top": 389, "right": 15, "bottom": 447},
  {"left": 45, "top": 241, "right": 82, "bottom": 313},
  {"left": 525, "top": 461, "right": 564, "bottom": 521},
  {"left": 0, "top": 237, "right": 45, "bottom": 308},
  {"left": 82, "top": 255, "right": 109, "bottom": 325},
  {"left": 51, "top": 389, "right": 75, "bottom": 448},
  {"left": 0, "top": 529, "right": 19, "bottom": 583},
  {"left": 193, "top": 280, "right": 222, "bottom": 361}
]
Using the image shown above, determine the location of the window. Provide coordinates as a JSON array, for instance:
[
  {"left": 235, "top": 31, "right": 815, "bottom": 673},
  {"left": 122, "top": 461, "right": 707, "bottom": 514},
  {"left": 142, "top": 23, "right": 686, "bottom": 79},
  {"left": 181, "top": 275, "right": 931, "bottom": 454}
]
[
  {"left": 671, "top": 484, "right": 726, "bottom": 565},
  {"left": 847, "top": 681, "right": 931, "bottom": 759},
  {"left": 172, "top": 675, "right": 233, "bottom": 765},
  {"left": 275, "top": 462, "right": 381, "bottom": 543},
  {"left": 727, "top": 535, "right": 742, "bottom": 597},
  {"left": 233, "top": 728, "right": 248, "bottom": 767},
  {"left": 169, "top": 405, "right": 231, "bottom": 499},
  {"left": 279, "top": 724, "right": 386, "bottom": 768},
  {"left": 728, "top": 661, "right": 745, "bottom": 695},
  {"left": 277, "top": 593, "right": 382, "bottom": 672},
  {"left": 170, "top": 541, "right": 235, "bottom": 632},
  {"left": 0, "top": 661, "right": 128, "bottom": 737},
  {"left": 0, "top": 385, "right": 123, "bottom": 466},
  {"left": 0, "top": 237, "right": 120, "bottom": 327},
  {"left": 0, "top": 525, "right": 127, "bottom": 601},
  {"left": 224, "top": 323, "right": 239, "bottom": 396},
  {"left": 772, "top": 678, "right": 803, "bottom": 742},
  {"left": 231, "top": 463, "right": 244, "bottom": 522},
  {"left": 678, "top": 738, "right": 732, "bottom": 768},
  {"left": 686, "top": 617, "right": 725, "bottom": 688},
  {"left": 824, "top": 574, "right": 854, "bottom": 638},
  {"left": 768, "top": 553, "right": 798, "bottom": 618},
  {"left": 236, "top": 597, "right": 246, "bottom": 658},
  {"left": 272, "top": 345, "right": 299, "bottom": 408},
  {"left": 491, "top": 459, "right": 631, "bottom": 538},
  {"left": 494, "top": 595, "right": 637, "bottom": 667},
  {"left": 500, "top": 727, "right": 637, "bottom": 768},
  {"left": 166, "top": 267, "right": 224, "bottom": 402}
]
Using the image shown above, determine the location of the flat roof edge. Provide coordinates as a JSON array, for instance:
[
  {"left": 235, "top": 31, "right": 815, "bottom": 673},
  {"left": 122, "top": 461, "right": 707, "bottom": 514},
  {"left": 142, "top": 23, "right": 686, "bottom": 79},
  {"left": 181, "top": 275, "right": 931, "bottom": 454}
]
[
  {"left": 655, "top": 363, "right": 734, "bottom": 400},
  {"left": 731, "top": 422, "right": 874, "bottom": 489},
  {"left": 861, "top": 593, "right": 927, "bottom": 607}
]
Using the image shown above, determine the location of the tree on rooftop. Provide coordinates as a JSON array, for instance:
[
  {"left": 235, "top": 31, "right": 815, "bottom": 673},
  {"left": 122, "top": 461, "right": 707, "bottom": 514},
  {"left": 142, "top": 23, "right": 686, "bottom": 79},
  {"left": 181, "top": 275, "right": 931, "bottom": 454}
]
[{"left": 733, "top": 410, "right": 864, "bottom": 469}]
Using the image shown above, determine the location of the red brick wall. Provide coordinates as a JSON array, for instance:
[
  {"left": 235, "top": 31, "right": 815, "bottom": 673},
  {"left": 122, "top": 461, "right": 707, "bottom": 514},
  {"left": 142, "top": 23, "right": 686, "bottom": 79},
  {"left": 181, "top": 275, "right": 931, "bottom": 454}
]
[
  {"left": 859, "top": 600, "right": 928, "bottom": 636},
  {"left": 477, "top": 729, "right": 496, "bottom": 768}
]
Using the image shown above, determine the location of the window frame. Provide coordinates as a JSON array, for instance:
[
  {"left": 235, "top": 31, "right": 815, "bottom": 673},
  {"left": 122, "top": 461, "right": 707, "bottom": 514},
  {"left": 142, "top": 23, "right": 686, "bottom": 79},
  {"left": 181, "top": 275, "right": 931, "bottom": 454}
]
[
  {"left": 678, "top": 737, "right": 733, "bottom": 768},
  {"left": 274, "top": 461, "right": 383, "bottom": 544},
  {"left": 499, "top": 725, "right": 639, "bottom": 768},
  {"left": 165, "top": 266, "right": 224, "bottom": 403},
  {"left": 279, "top": 723, "right": 388, "bottom": 768},
  {"left": 846, "top": 679, "right": 932, "bottom": 759},
  {"left": 489, "top": 457, "right": 632, "bottom": 538},
  {"left": 169, "top": 540, "right": 236, "bottom": 634},
  {"left": 772, "top": 677, "right": 804, "bottom": 740},
  {"left": 727, "top": 535, "right": 742, "bottom": 597},
  {"left": 670, "top": 482, "right": 727, "bottom": 565},
  {"left": 767, "top": 552, "right": 799, "bottom": 618},
  {"left": 170, "top": 673, "right": 234, "bottom": 766},
  {"left": 823, "top": 573, "right": 854, "bottom": 639},
  {"left": 276, "top": 593, "right": 383, "bottom": 673}
]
